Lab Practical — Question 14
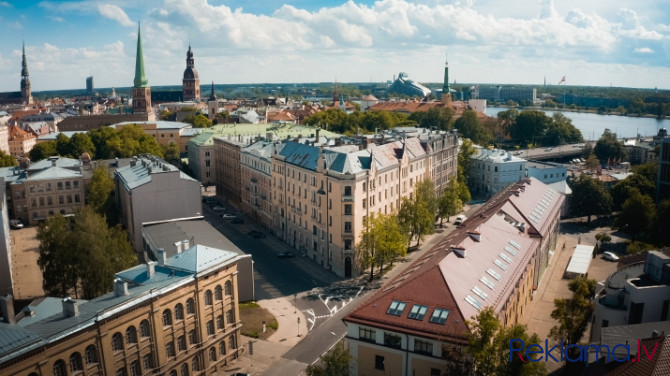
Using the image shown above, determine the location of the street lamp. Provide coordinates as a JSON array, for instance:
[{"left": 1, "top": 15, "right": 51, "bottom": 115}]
[{"left": 297, "top": 317, "right": 301, "bottom": 337}]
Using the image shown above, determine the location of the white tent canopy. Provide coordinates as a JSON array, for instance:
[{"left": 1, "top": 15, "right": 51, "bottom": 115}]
[{"left": 565, "top": 244, "right": 594, "bottom": 277}]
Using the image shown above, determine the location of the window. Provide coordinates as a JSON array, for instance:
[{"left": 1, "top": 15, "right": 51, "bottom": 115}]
[
  {"left": 116, "top": 368, "right": 127, "bottom": 376},
  {"left": 226, "top": 309, "right": 235, "bottom": 324},
  {"left": 408, "top": 304, "right": 428, "bottom": 320},
  {"left": 170, "top": 371, "right": 177, "bottom": 376},
  {"left": 205, "top": 290, "right": 213, "bottom": 305},
  {"left": 129, "top": 361, "right": 140, "bottom": 376},
  {"left": 344, "top": 240, "right": 352, "bottom": 250},
  {"left": 375, "top": 355, "right": 385, "bottom": 370},
  {"left": 75, "top": 194, "right": 80, "bottom": 203},
  {"left": 66, "top": 181, "right": 71, "bottom": 189},
  {"left": 344, "top": 222, "right": 352, "bottom": 233},
  {"left": 162, "top": 309, "right": 173, "bottom": 326},
  {"left": 207, "top": 320, "right": 214, "bottom": 335},
  {"left": 74, "top": 181, "right": 79, "bottom": 189},
  {"left": 57, "top": 182, "right": 63, "bottom": 190},
  {"left": 414, "top": 339, "right": 434, "bottom": 355},
  {"left": 430, "top": 308, "right": 450, "bottom": 324},
  {"left": 384, "top": 332, "right": 401, "bottom": 348},
  {"left": 166, "top": 341, "right": 175, "bottom": 357},
  {"left": 112, "top": 332, "right": 123, "bottom": 351},
  {"left": 359, "top": 327, "right": 376, "bottom": 343},
  {"left": 344, "top": 204, "right": 352, "bottom": 215},
  {"left": 215, "top": 285, "right": 223, "bottom": 300},
  {"left": 189, "top": 329, "right": 197, "bottom": 344},
  {"left": 229, "top": 335, "right": 237, "bottom": 350},
  {"left": 175, "top": 303, "right": 184, "bottom": 320},
  {"left": 181, "top": 363, "right": 189, "bottom": 376},
  {"left": 192, "top": 356, "right": 200, "bottom": 372},
  {"left": 142, "top": 354, "right": 153, "bottom": 370},
  {"left": 177, "top": 335, "right": 186, "bottom": 351},
  {"left": 69, "top": 352, "right": 83, "bottom": 373},
  {"left": 209, "top": 347, "right": 217, "bottom": 362},
  {"left": 344, "top": 186, "right": 352, "bottom": 195},
  {"left": 59, "top": 196, "right": 64, "bottom": 204},
  {"left": 139, "top": 320, "right": 150, "bottom": 337},
  {"left": 126, "top": 326, "right": 137, "bottom": 344},
  {"left": 186, "top": 298, "right": 195, "bottom": 314},
  {"left": 386, "top": 300, "right": 406, "bottom": 316},
  {"left": 472, "top": 286, "right": 488, "bottom": 301},
  {"left": 85, "top": 345, "right": 98, "bottom": 364},
  {"left": 219, "top": 341, "right": 227, "bottom": 355}
]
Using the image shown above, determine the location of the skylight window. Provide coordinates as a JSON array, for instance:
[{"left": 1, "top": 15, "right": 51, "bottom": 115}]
[
  {"left": 480, "top": 276, "right": 495, "bottom": 290},
  {"left": 499, "top": 252, "right": 512, "bottom": 264},
  {"left": 465, "top": 295, "right": 483, "bottom": 310},
  {"left": 509, "top": 240, "right": 521, "bottom": 250},
  {"left": 487, "top": 268, "right": 501, "bottom": 280},
  {"left": 494, "top": 259, "right": 508, "bottom": 271},
  {"left": 504, "top": 245, "right": 517, "bottom": 256},
  {"left": 472, "top": 286, "right": 488, "bottom": 301},
  {"left": 386, "top": 301, "right": 406, "bottom": 316},
  {"left": 408, "top": 304, "right": 428, "bottom": 320},
  {"left": 429, "top": 308, "right": 450, "bottom": 324}
]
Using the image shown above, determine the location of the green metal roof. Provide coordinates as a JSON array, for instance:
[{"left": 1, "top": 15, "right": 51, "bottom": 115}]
[{"left": 134, "top": 23, "right": 148, "bottom": 88}]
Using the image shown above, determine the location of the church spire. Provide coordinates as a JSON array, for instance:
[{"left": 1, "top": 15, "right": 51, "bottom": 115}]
[
  {"left": 134, "top": 22, "right": 148, "bottom": 88},
  {"left": 21, "top": 42, "right": 29, "bottom": 77},
  {"left": 441, "top": 50, "right": 452, "bottom": 106},
  {"left": 209, "top": 81, "right": 216, "bottom": 101},
  {"left": 20, "top": 41, "right": 33, "bottom": 104}
]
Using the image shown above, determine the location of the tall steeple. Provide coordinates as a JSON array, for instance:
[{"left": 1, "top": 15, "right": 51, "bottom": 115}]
[
  {"left": 209, "top": 81, "right": 216, "bottom": 101},
  {"left": 20, "top": 41, "right": 33, "bottom": 104},
  {"left": 134, "top": 23, "right": 148, "bottom": 88},
  {"left": 132, "top": 22, "right": 152, "bottom": 118},
  {"left": 182, "top": 44, "right": 200, "bottom": 101},
  {"left": 441, "top": 50, "right": 452, "bottom": 106}
]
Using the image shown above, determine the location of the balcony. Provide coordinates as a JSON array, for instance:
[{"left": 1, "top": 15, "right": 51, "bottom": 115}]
[{"left": 341, "top": 195, "right": 354, "bottom": 202}]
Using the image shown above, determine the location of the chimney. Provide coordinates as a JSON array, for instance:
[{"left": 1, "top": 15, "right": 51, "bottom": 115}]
[
  {"left": 316, "top": 127, "right": 320, "bottom": 141},
  {"left": 51, "top": 159, "right": 57, "bottom": 167},
  {"left": 450, "top": 245, "right": 467, "bottom": 258},
  {"left": 114, "top": 278, "right": 129, "bottom": 297},
  {"left": 157, "top": 248, "right": 166, "bottom": 265},
  {"left": 181, "top": 239, "right": 190, "bottom": 252},
  {"left": 146, "top": 261, "right": 156, "bottom": 278},
  {"left": 0, "top": 295, "right": 16, "bottom": 324},
  {"left": 130, "top": 158, "right": 136, "bottom": 167},
  {"left": 62, "top": 297, "right": 79, "bottom": 317},
  {"left": 467, "top": 231, "right": 481, "bottom": 242}
]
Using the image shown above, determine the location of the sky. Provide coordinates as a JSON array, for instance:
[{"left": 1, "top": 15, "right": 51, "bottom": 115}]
[{"left": 1, "top": 0, "right": 669, "bottom": 92}]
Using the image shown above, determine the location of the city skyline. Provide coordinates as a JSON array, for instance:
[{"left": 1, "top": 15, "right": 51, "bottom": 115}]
[{"left": 1, "top": 0, "right": 669, "bottom": 92}]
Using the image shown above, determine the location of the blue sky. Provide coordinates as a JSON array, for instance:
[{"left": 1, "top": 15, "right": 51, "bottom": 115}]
[{"left": 1, "top": 0, "right": 669, "bottom": 91}]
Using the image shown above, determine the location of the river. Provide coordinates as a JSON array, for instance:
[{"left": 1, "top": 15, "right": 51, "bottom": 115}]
[{"left": 484, "top": 107, "right": 670, "bottom": 141}]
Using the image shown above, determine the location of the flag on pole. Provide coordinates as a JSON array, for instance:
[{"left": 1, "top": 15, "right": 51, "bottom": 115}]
[{"left": 558, "top": 76, "right": 566, "bottom": 85}]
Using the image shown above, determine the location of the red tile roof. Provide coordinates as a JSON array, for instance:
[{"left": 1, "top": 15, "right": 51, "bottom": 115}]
[{"left": 606, "top": 335, "right": 670, "bottom": 376}]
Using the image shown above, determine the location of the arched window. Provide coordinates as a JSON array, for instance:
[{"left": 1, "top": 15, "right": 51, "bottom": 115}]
[
  {"left": 170, "top": 371, "right": 178, "bottom": 376},
  {"left": 53, "top": 359, "right": 67, "bottom": 376},
  {"left": 175, "top": 303, "right": 184, "bottom": 320},
  {"left": 226, "top": 310, "right": 234, "bottom": 324},
  {"left": 126, "top": 326, "right": 137, "bottom": 344},
  {"left": 224, "top": 281, "right": 232, "bottom": 296},
  {"left": 85, "top": 345, "right": 98, "bottom": 364},
  {"left": 219, "top": 341, "right": 226, "bottom": 355},
  {"left": 206, "top": 320, "right": 214, "bottom": 335},
  {"left": 116, "top": 367, "right": 127, "bottom": 376},
  {"left": 192, "top": 356, "right": 200, "bottom": 372},
  {"left": 112, "top": 332, "right": 124, "bottom": 351},
  {"left": 228, "top": 335, "right": 236, "bottom": 350},
  {"left": 162, "top": 309, "right": 172, "bottom": 326},
  {"left": 69, "top": 352, "right": 83, "bottom": 373},
  {"left": 209, "top": 346, "right": 217, "bottom": 362},
  {"left": 181, "top": 363, "right": 189, "bottom": 376},
  {"left": 204, "top": 290, "right": 213, "bottom": 306},
  {"left": 186, "top": 298, "right": 195, "bottom": 314},
  {"left": 129, "top": 360, "right": 140, "bottom": 376},
  {"left": 214, "top": 285, "right": 223, "bottom": 300},
  {"left": 216, "top": 314, "right": 223, "bottom": 329},
  {"left": 139, "top": 319, "right": 150, "bottom": 337}
]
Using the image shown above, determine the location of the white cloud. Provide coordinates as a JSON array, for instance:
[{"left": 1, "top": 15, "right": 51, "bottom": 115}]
[
  {"left": 49, "top": 16, "right": 64, "bottom": 22},
  {"left": 97, "top": 4, "right": 135, "bottom": 27},
  {"left": 634, "top": 47, "right": 653, "bottom": 54},
  {"left": 0, "top": 2, "right": 11, "bottom": 7}
]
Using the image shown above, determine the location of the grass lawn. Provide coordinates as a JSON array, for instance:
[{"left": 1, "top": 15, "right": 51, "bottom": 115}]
[{"left": 239, "top": 302, "right": 278, "bottom": 340}]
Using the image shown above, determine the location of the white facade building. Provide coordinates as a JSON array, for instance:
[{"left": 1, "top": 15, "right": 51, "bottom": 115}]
[{"left": 469, "top": 147, "right": 526, "bottom": 198}]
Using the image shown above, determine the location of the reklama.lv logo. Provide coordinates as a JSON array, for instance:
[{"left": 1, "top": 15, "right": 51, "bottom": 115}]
[{"left": 510, "top": 339, "right": 660, "bottom": 363}]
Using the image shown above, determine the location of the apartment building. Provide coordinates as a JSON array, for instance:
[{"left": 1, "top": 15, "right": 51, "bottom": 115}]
[
  {"left": 8, "top": 156, "right": 86, "bottom": 225},
  {"left": 272, "top": 137, "right": 429, "bottom": 277},
  {"left": 343, "top": 177, "right": 564, "bottom": 375},
  {"left": 8, "top": 124, "right": 36, "bottom": 158},
  {"left": 240, "top": 140, "right": 281, "bottom": 231},
  {"left": 114, "top": 155, "right": 202, "bottom": 257},
  {"left": 0, "top": 244, "right": 244, "bottom": 376},
  {"left": 469, "top": 147, "right": 527, "bottom": 199}
]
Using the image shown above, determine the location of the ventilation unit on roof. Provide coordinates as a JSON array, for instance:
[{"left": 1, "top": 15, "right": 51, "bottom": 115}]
[{"left": 450, "top": 245, "right": 466, "bottom": 258}]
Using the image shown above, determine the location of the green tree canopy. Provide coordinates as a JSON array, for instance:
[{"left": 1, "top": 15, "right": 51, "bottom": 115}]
[
  {"left": 87, "top": 165, "right": 116, "bottom": 224},
  {"left": 37, "top": 207, "right": 137, "bottom": 299},
  {"left": 510, "top": 110, "right": 550, "bottom": 146},
  {"left": 544, "top": 113, "right": 583, "bottom": 145},
  {"left": 455, "top": 109, "right": 493, "bottom": 146},
  {"left": 409, "top": 107, "right": 455, "bottom": 131},
  {"left": 653, "top": 200, "right": 670, "bottom": 246},
  {"left": 29, "top": 141, "right": 58, "bottom": 161},
  {"left": 184, "top": 113, "right": 213, "bottom": 128},
  {"left": 398, "top": 180, "right": 436, "bottom": 248},
  {"left": 305, "top": 341, "right": 354, "bottom": 376},
  {"left": 614, "top": 190, "right": 656, "bottom": 241},
  {"left": 549, "top": 277, "right": 596, "bottom": 363},
  {"left": 569, "top": 175, "right": 612, "bottom": 223},
  {"left": 0, "top": 150, "right": 17, "bottom": 167},
  {"left": 437, "top": 179, "right": 463, "bottom": 226},
  {"left": 594, "top": 129, "right": 626, "bottom": 163},
  {"left": 357, "top": 213, "right": 408, "bottom": 281},
  {"left": 631, "top": 162, "right": 659, "bottom": 183},
  {"left": 458, "top": 139, "right": 476, "bottom": 203},
  {"left": 610, "top": 173, "right": 656, "bottom": 209}
]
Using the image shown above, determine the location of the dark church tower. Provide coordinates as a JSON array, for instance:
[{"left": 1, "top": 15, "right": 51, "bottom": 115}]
[
  {"left": 20, "top": 42, "right": 33, "bottom": 104},
  {"left": 441, "top": 50, "right": 452, "bottom": 106},
  {"left": 182, "top": 45, "right": 200, "bottom": 101},
  {"left": 132, "top": 23, "right": 152, "bottom": 118}
]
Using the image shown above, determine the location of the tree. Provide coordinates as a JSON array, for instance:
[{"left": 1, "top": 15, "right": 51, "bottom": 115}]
[
  {"left": 29, "top": 141, "right": 58, "bottom": 161},
  {"left": 458, "top": 139, "right": 476, "bottom": 203},
  {"left": 87, "top": 165, "right": 116, "bottom": 222},
  {"left": 510, "top": 110, "right": 550, "bottom": 146},
  {"left": 184, "top": 113, "right": 212, "bottom": 128},
  {"left": 569, "top": 175, "right": 612, "bottom": 224},
  {"left": 437, "top": 179, "right": 463, "bottom": 226},
  {"left": 455, "top": 109, "right": 493, "bottom": 146},
  {"left": 358, "top": 213, "right": 381, "bottom": 282},
  {"left": 653, "top": 200, "right": 670, "bottom": 246},
  {"left": 162, "top": 143, "right": 182, "bottom": 168},
  {"left": 594, "top": 129, "right": 626, "bottom": 163},
  {"left": 610, "top": 174, "right": 655, "bottom": 209},
  {"left": 409, "top": 107, "right": 455, "bottom": 131},
  {"left": 632, "top": 162, "right": 658, "bottom": 183},
  {"left": 69, "top": 133, "right": 95, "bottom": 158},
  {"left": 37, "top": 207, "right": 137, "bottom": 299},
  {"left": 549, "top": 276, "right": 596, "bottom": 363},
  {"left": 594, "top": 232, "right": 612, "bottom": 252},
  {"left": 584, "top": 154, "right": 600, "bottom": 172},
  {"left": 614, "top": 191, "right": 655, "bottom": 241},
  {"left": 544, "top": 113, "right": 583, "bottom": 146},
  {"left": 305, "top": 341, "right": 354, "bottom": 376},
  {"left": 398, "top": 180, "right": 436, "bottom": 248},
  {"left": 357, "top": 213, "right": 408, "bottom": 281},
  {"left": 0, "top": 150, "right": 17, "bottom": 167}
]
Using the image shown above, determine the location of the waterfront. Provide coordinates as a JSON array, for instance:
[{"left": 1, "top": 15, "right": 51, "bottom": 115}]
[{"left": 485, "top": 107, "right": 670, "bottom": 141}]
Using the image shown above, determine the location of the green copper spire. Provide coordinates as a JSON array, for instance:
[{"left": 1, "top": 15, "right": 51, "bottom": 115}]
[
  {"left": 442, "top": 51, "right": 449, "bottom": 93},
  {"left": 134, "top": 22, "right": 148, "bottom": 87}
]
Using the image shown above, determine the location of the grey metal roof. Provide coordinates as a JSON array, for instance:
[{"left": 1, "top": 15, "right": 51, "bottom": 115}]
[
  {"left": 26, "top": 166, "right": 82, "bottom": 181},
  {"left": 112, "top": 121, "right": 191, "bottom": 129},
  {"left": 166, "top": 244, "right": 238, "bottom": 274},
  {"left": 28, "top": 157, "right": 81, "bottom": 172},
  {"left": 116, "top": 155, "right": 194, "bottom": 190}
]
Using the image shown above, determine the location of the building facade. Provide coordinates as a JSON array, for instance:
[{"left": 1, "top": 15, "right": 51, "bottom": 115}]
[
  {"left": 182, "top": 46, "right": 200, "bottom": 102},
  {"left": 240, "top": 140, "right": 279, "bottom": 231},
  {"left": 0, "top": 244, "right": 244, "bottom": 376},
  {"left": 469, "top": 147, "right": 526, "bottom": 199},
  {"left": 8, "top": 125, "right": 36, "bottom": 158}
]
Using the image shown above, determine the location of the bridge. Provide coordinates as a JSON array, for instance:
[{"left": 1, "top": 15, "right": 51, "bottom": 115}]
[{"left": 514, "top": 143, "right": 586, "bottom": 162}]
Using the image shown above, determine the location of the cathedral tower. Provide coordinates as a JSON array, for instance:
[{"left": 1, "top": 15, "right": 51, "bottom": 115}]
[
  {"left": 20, "top": 42, "right": 33, "bottom": 104},
  {"left": 441, "top": 51, "right": 452, "bottom": 106},
  {"left": 182, "top": 45, "right": 200, "bottom": 101},
  {"left": 132, "top": 23, "right": 152, "bottom": 117}
]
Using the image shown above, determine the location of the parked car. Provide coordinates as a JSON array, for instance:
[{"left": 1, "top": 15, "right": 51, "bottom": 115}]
[
  {"left": 454, "top": 214, "right": 466, "bottom": 225},
  {"left": 603, "top": 251, "right": 619, "bottom": 262},
  {"left": 277, "top": 251, "right": 295, "bottom": 258},
  {"left": 513, "top": 151, "right": 523, "bottom": 155},
  {"left": 544, "top": 147, "right": 553, "bottom": 151},
  {"left": 10, "top": 219, "right": 23, "bottom": 229},
  {"left": 212, "top": 206, "right": 227, "bottom": 211},
  {"left": 221, "top": 214, "right": 237, "bottom": 220},
  {"left": 231, "top": 217, "right": 244, "bottom": 224},
  {"left": 247, "top": 230, "right": 266, "bottom": 239}
]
